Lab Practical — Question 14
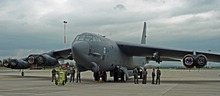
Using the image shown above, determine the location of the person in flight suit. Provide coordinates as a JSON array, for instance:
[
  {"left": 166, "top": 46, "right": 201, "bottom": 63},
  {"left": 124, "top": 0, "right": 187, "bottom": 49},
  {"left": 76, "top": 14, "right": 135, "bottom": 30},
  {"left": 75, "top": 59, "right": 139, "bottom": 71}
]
[
  {"left": 69, "top": 66, "right": 75, "bottom": 82},
  {"left": 76, "top": 70, "right": 81, "bottom": 83},
  {"left": 151, "top": 68, "right": 156, "bottom": 84},
  {"left": 133, "top": 67, "right": 139, "bottom": 84},
  {"left": 142, "top": 68, "right": 147, "bottom": 84},
  {"left": 51, "top": 68, "right": 57, "bottom": 82},
  {"left": 156, "top": 67, "right": 161, "bottom": 85}
]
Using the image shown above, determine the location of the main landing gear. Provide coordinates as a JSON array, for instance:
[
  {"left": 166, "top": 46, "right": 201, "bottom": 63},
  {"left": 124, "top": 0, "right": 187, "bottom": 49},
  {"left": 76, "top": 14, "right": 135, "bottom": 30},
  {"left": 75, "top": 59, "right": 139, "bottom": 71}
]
[
  {"left": 113, "top": 66, "right": 127, "bottom": 82},
  {"left": 93, "top": 67, "right": 127, "bottom": 82},
  {"left": 94, "top": 71, "right": 107, "bottom": 82}
]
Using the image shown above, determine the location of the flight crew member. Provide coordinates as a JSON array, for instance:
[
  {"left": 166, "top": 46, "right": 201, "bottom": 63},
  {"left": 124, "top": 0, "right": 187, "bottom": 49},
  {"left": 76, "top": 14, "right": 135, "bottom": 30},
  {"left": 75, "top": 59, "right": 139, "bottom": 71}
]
[
  {"left": 152, "top": 68, "right": 155, "bottom": 84},
  {"left": 156, "top": 67, "right": 161, "bottom": 85},
  {"left": 142, "top": 68, "right": 147, "bottom": 84},
  {"left": 69, "top": 66, "right": 75, "bottom": 82},
  {"left": 133, "top": 67, "right": 139, "bottom": 84},
  {"left": 76, "top": 70, "right": 81, "bottom": 83},
  {"left": 51, "top": 68, "right": 57, "bottom": 82}
]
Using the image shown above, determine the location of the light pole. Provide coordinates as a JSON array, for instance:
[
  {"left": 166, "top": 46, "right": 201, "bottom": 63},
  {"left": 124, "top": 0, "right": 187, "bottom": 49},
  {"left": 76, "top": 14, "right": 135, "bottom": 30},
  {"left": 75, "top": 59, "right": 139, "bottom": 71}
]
[{"left": 63, "top": 21, "right": 67, "bottom": 48}]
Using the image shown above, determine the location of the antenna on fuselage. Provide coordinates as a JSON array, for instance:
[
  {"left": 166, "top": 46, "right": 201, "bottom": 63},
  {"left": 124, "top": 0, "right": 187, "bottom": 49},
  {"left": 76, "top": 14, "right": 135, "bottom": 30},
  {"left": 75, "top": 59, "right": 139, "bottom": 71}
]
[{"left": 141, "top": 22, "right": 147, "bottom": 44}]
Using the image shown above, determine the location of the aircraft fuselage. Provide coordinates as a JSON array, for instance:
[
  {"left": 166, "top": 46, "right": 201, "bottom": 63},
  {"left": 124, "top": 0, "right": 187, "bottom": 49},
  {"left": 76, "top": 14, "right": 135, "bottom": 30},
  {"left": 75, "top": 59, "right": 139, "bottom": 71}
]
[{"left": 71, "top": 33, "right": 144, "bottom": 72}]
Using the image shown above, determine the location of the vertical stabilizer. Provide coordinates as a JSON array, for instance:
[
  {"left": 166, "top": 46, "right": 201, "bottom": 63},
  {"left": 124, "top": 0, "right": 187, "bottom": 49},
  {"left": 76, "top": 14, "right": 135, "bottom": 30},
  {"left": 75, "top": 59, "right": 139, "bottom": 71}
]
[{"left": 141, "top": 22, "right": 147, "bottom": 44}]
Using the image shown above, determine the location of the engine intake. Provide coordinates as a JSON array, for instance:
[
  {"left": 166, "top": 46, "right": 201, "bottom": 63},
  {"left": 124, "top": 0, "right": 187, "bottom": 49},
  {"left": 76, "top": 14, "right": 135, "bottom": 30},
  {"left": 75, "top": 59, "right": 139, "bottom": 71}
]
[
  {"left": 3, "top": 59, "right": 11, "bottom": 67},
  {"left": 195, "top": 54, "right": 208, "bottom": 68},
  {"left": 27, "top": 55, "right": 37, "bottom": 64},
  {"left": 183, "top": 54, "right": 207, "bottom": 68},
  {"left": 36, "top": 54, "right": 58, "bottom": 66}
]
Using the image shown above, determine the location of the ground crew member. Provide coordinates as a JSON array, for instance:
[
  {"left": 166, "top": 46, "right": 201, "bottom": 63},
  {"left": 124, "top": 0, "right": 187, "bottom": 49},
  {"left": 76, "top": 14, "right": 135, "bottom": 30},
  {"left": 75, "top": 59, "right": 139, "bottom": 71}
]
[
  {"left": 156, "top": 67, "right": 161, "bottom": 85},
  {"left": 152, "top": 68, "right": 155, "bottom": 84},
  {"left": 76, "top": 70, "right": 81, "bottom": 83},
  {"left": 142, "top": 68, "right": 147, "bottom": 84},
  {"left": 69, "top": 66, "right": 75, "bottom": 82},
  {"left": 133, "top": 67, "right": 138, "bottom": 84},
  {"left": 51, "top": 68, "right": 57, "bottom": 82}
]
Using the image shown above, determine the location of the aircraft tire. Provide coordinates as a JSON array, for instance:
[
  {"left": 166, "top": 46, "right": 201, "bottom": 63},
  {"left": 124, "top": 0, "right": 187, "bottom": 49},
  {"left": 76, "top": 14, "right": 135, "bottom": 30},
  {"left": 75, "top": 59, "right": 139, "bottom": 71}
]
[
  {"left": 94, "top": 72, "right": 100, "bottom": 81},
  {"left": 120, "top": 72, "right": 127, "bottom": 82},
  {"left": 123, "top": 73, "right": 127, "bottom": 82},
  {"left": 114, "top": 71, "right": 118, "bottom": 82},
  {"left": 101, "top": 72, "right": 107, "bottom": 82}
]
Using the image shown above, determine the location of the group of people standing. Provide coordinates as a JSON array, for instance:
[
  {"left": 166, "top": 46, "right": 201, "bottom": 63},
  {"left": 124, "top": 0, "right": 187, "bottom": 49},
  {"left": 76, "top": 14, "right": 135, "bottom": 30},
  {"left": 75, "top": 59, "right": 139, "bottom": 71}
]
[
  {"left": 133, "top": 67, "right": 161, "bottom": 85},
  {"left": 51, "top": 65, "right": 81, "bottom": 83},
  {"left": 52, "top": 65, "right": 161, "bottom": 84}
]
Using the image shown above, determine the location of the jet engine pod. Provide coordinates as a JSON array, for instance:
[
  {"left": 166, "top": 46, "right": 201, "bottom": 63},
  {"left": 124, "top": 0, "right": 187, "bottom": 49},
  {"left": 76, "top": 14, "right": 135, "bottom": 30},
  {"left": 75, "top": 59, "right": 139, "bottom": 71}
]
[
  {"left": 10, "top": 59, "right": 30, "bottom": 69},
  {"left": 36, "top": 54, "right": 58, "bottom": 66},
  {"left": 27, "top": 55, "right": 37, "bottom": 64},
  {"left": 195, "top": 54, "right": 207, "bottom": 68},
  {"left": 183, "top": 54, "right": 195, "bottom": 68},
  {"left": 3, "top": 59, "right": 10, "bottom": 67},
  {"left": 10, "top": 59, "right": 18, "bottom": 67},
  {"left": 36, "top": 55, "right": 46, "bottom": 65}
]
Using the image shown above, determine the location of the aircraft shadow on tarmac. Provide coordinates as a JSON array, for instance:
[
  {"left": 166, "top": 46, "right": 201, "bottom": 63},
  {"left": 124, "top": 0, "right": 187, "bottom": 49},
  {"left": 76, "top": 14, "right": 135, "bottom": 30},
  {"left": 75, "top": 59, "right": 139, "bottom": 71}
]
[{"left": 3, "top": 74, "right": 220, "bottom": 84}]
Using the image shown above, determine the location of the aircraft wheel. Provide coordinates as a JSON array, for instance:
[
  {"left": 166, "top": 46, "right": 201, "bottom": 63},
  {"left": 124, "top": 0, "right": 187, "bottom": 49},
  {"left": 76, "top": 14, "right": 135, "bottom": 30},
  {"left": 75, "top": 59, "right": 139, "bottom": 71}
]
[
  {"left": 101, "top": 72, "right": 107, "bottom": 82},
  {"left": 114, "top": 71, "right": 118, "bottom": 82},
  {"left": 121, "top": 73, "right": 127, "bottom": 82},
  {"left": 94, "top": 72, "right": 100, "bottom": 81},
  {"left": 120, "top": 72, "right": 127, "bottom": 82}
]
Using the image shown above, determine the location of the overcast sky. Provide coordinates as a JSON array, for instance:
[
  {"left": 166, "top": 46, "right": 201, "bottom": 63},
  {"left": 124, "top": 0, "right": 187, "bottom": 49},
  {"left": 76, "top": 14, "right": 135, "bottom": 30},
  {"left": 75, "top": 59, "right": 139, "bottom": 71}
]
[{"left": 1, "top": 0, "right": 220, "bottom": 60}]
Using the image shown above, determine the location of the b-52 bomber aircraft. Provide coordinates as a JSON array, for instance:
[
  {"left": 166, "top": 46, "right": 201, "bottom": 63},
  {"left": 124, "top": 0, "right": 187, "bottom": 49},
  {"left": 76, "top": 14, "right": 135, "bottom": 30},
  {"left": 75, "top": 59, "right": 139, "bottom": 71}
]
[{"left": 3, "top": 22, "right": 220, "bottom": 82}]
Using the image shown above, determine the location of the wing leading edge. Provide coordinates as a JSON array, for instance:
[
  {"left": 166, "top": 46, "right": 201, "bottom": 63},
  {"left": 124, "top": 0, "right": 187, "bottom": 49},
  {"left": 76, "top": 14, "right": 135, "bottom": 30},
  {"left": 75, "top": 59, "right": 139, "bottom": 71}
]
[{"left": 116, "top": 41, "right": 220, "bottom": 63}]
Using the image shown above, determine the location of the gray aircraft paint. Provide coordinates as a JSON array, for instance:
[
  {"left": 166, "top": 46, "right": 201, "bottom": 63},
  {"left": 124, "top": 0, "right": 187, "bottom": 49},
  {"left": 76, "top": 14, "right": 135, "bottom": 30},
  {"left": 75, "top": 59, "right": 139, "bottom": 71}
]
[
  {"left": 72, "top": 33, "right": 135, "bottom": 72},
  {"left": 4, "top": 22, "right": 220, "bottom": 80},
  {"left": 72, "top": 22, "right": 147, "bottom": 73}
]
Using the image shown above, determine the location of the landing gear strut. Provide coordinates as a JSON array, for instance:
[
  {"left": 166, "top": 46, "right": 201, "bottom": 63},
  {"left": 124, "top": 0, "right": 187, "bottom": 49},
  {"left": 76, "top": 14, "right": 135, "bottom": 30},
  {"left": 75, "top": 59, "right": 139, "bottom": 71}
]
[
  {"left": 113, "top": 66, "right": 126, "bottom": 82},
  {"left": 94, "top": 71, "right": 107, "bottom": 82},
  {"left": 21, "top": 70, "right": 24, "bottom": 76}
]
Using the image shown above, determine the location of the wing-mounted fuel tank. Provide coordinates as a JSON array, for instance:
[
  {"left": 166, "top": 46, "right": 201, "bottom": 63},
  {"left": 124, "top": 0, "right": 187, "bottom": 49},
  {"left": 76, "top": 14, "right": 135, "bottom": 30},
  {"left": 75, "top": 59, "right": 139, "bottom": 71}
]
[
  {"left": 183, "top": 54, "right": 208, "bottom": 68},
  {"left": 3, "top": 58, "right": 30, "bottom": 69},
  {"left": 27, "top": 51, "right": 58, "bottom": 66}
]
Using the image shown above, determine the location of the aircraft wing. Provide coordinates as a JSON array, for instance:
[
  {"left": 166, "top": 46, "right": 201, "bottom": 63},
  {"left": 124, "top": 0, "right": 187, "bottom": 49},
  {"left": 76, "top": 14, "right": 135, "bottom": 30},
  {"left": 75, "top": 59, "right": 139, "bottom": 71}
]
[
  {"left": 146, "top": 57, "right": 181, "bottom": 62},
  {"left": 116, "top": 41, "right": 220, "bottom": 63},
  {"left": 53, "top": 48, "right": 72, "bottom": 59},
  {"left": 3, "top": 48, "right": 72, "bottom": 69}
]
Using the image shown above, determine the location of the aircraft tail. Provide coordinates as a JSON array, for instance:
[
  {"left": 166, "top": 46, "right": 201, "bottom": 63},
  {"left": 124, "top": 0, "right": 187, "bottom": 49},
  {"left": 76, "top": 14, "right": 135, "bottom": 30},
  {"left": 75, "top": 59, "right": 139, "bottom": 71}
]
[{"left": 141, "top": 22, "right": 147, "bottom": 44}]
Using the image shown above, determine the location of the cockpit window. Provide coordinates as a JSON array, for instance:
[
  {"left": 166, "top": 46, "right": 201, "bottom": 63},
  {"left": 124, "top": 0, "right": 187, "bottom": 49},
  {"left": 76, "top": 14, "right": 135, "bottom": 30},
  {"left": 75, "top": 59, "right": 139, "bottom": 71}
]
[
  {"left": 74, "top": 35, "right": 80, "bottom": 41},
  {"left": 78, "top": 35, "right": 85, "bottom": 41},
  {"left": 73, "top": 33, "right": 102, "bottom": 42},
  {"left": 84, "top": 35, "right": 93, "bottom": 41},
  {"left": 93, "top": 36, "right": 101, "bottom": 42}
]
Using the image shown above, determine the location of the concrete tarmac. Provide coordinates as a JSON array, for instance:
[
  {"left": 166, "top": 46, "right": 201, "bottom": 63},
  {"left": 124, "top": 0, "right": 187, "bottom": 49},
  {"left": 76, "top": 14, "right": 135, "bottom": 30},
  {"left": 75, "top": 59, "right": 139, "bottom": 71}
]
[{"left": 0, "top": 69, "right": 220, "bottom": 96}]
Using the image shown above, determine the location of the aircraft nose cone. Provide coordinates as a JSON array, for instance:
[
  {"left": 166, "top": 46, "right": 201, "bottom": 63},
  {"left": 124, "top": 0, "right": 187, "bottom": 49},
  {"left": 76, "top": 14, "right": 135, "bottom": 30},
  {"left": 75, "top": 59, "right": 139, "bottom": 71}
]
[{"left": 72, "top": 41, "right": 89, "bottom": 58}]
